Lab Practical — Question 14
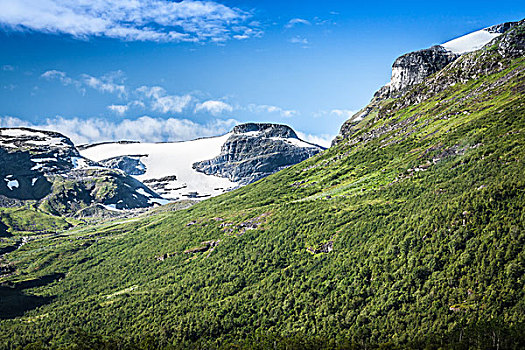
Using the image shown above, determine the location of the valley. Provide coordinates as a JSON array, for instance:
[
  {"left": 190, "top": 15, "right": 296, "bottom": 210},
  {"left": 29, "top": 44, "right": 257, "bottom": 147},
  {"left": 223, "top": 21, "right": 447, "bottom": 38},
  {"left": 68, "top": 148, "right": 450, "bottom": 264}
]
[{"left": 0, "top": 16, "right": 524, "bottom": 350}]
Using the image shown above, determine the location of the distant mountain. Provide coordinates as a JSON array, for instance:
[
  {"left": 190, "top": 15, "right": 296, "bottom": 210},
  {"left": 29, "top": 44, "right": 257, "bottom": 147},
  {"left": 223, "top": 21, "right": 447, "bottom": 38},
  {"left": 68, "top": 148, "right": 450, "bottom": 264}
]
[
  {"left": 0, "top": 128, "right": 164, "bottom": 216},
  {"left": 79, "top": 123, "right": 324, "bottom": 199}
]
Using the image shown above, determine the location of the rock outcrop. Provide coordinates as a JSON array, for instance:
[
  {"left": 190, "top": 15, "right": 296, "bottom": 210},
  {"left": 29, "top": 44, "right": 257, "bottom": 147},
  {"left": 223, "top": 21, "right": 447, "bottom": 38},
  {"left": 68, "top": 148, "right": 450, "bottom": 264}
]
[
  {"left": 0, "top": 128, "right": 163, "bottom": 216},
  {"left": 99, "top": 155, "right": 147, "bottom": 176},
  {"left": 333, "top": 19, "right": 523, "bottom": 145},
  {"left": 193, "top": 123, "right": 324, "bottom": 185},
  {"left": 375, "top": 46, "right": 459, "bottom": 100}
]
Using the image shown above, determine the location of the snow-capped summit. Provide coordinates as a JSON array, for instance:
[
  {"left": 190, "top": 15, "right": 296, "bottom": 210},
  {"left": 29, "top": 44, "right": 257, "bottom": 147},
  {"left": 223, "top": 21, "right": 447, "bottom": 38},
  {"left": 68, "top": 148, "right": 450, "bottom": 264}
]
[
  {"left": 0, "top": 127, "right": 163, "bottom": 213},
  {"left": 373, "top": 20, "right": 519, "bottom": 100},
  {"left": 80, "top": 123, "right": 324, "bottom": 200}
]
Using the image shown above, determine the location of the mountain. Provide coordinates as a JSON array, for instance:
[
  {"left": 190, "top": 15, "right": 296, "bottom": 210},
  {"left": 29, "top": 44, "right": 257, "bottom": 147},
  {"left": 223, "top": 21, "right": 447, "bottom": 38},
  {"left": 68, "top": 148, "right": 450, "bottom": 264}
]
[
  {"left": 366, "top": 20, "right": 520, "bottom": 106},
  {"left": 79, "top": 123, "right": 324, "bottom": 199},
  {"left": 0, "top": 128, "right": 164, "bottom": 217},
  {"left": 0, "top": 123, "right": 322, "bottom": 217},
  {"left": 0, "top": 20, "right": 524, "bottom": 349},
  {"left": 193, "top": 123, "right": 323, "bottom": 185}
]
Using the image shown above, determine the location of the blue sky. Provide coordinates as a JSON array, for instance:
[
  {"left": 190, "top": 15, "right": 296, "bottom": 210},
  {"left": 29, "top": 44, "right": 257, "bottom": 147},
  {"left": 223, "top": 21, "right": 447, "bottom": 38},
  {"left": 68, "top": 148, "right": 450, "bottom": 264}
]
[{"left": 0, "top": 0, "right": 523, "bottom": 146}]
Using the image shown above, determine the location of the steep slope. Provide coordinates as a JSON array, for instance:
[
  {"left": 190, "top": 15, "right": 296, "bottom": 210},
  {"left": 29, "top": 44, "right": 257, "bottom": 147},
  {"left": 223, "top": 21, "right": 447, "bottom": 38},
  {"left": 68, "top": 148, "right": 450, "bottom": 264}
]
[
  {"left": 369, "top": 20, "right": 519, "bottom": 104},
  {"left": 80, "top": 123, "right": 324, "bottom": 199},
  {"left": 0, "top": 21, "right": 524, "bottom": 349}
]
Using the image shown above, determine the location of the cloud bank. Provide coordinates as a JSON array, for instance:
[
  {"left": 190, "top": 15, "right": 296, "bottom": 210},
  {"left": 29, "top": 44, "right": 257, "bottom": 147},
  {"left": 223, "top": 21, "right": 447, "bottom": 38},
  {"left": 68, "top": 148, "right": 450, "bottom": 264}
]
[
  {"left": 0, "top": 115, "right": 238, "bottom": 144},
  {"left": 0, "top": 0, "right": 262, "bottom": 43},
  {"left": 195, "top": 100, "right": 233, "bottom": 116}
]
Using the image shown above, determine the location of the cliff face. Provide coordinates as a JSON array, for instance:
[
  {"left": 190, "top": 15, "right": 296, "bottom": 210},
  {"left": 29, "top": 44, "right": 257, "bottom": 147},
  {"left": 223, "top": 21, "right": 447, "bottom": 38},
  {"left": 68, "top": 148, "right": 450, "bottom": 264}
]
[
  {"left": 377, "top": 46, "right": 459, "bottom": 98},
  {"left": 193, "top": 123, "right": 324, "bottom": 185}
]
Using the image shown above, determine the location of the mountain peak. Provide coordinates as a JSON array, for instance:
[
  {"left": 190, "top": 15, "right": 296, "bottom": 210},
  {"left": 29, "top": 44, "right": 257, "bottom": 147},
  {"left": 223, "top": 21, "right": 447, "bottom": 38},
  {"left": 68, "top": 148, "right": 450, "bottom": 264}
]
[{"left": 232, "top": 123, "right": 298, "bottom": 139}]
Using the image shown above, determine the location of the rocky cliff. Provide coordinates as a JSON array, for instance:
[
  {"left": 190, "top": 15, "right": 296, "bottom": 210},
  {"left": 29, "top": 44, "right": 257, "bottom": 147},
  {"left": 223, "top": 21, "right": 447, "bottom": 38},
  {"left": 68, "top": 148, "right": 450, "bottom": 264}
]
[
  {"left": 333, "top": 19, "right": 523, "bottom": 145},
  {"left": 193, "top": 123, "right": 324, "bottom": 184}
]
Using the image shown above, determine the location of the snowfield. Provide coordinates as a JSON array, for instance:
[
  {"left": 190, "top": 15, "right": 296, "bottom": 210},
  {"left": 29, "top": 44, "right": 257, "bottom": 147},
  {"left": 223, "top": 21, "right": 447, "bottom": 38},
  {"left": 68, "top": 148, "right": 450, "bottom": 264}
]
[
  {"left": 441, "top": 28, "right": 501, "bottom": 54},
  {"left": 80, "top": 134, "right": 239, "bottom": 200}
]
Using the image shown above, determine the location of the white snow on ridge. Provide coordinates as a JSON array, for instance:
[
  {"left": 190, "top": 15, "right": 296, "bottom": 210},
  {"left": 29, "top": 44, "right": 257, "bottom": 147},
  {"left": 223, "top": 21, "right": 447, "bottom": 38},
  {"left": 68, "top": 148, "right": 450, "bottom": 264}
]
[
  {"left": 270, "top": 137, "right": 319, "bottom": 148},
  {"left": 79, "top": 134, "right": 239, "bottom": 200},
  {"left": 441, "top": 28, "right": 501, "bottom": 54},
  {"left": 0, "top": 129, "right": 48, "bottom": 139}
]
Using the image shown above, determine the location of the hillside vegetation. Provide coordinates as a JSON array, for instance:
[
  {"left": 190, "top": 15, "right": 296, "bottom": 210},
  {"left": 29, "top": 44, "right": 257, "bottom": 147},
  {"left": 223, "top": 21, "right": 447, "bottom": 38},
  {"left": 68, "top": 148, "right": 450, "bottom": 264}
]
[{"left": 0, "top": 23, "right": 524, "bottom": 349}]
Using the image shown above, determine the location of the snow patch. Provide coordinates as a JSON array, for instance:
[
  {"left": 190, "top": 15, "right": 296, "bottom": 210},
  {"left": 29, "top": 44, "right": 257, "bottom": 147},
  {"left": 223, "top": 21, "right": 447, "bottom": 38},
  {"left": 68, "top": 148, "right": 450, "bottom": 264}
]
[
  {"left": 71, "top": 156, "right": 90, "bottom": 169},
  {"left": 149, "top": 198, "right": 172, "bottom": 206},
  {"left": 441, "top": 29, "right": 501, "bottom": 54},
  {"left": 4, "top": 176, "right": 19, "bottom": 190},
  {"left": 31, "top": 157, "right": 57, "bottom": 163},
  {"left": 102, "top": 204, "right": 120, "bottom": 211},
  {"left": 80, "top": 133, "right": 239, "bottom": 200},
  {"left": 270, "top": 137, "right": 318, "bottom": 148},
  {"left": 136, "top": 188, "right": 152, "bottom": 197}
]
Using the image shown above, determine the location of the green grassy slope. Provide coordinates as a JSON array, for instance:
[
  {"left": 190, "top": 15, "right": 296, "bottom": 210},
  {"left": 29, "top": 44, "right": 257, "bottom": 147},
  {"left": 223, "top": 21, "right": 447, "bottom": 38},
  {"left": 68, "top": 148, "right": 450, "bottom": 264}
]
[{"left": 1, "top": 25, "right": 524, "bottom": 349}]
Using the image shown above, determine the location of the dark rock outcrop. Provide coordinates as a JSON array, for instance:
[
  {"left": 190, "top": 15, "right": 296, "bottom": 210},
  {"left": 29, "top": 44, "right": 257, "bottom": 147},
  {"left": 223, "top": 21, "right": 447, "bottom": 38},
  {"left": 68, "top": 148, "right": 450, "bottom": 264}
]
[
  {"left": 0, "top": 128, "right": 163, "bottom": 216},
  {"left": 0, "top": 128, "right": 94, "bottom": 200},
  {"left": 193, "top": 123, "right": 324, "bottom": 185},
  {"left": 99, "top": 155, "right": 147, "bottom": 175}
]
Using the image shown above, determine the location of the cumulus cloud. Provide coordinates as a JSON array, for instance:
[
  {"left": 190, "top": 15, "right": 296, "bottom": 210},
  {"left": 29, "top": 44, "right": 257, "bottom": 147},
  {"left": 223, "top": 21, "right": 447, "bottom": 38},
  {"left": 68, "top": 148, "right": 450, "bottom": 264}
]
[
  {"left": 107, "top": 104, "right": 128, "bottom": 116},
  {"left": 41, "top": 70, "right": 127, "bottom": 97},
  {"left": 195, "top": 100, "right": 233, "bottom": 116},
  {"left": 285, "top": 18, "right": 311, "bottom": 29},
  {"left": 136, "top": 86, "right": 192, "bottom": 114},
  {"left": 81, "top": 71, "right": 126, "bottom": 98},
  {"left": 296, "top": 131, "right": 333, "bottom": 148},
  {"left": 0, "top": 0, "right": 262, "bottom": 43},
  {"left": 329, "top": 109, "right": 358, "bottom": 118},
  {"left": 248, "top": 104, "right": 299, "bottom": 118},
  {"left": 0, "top": 115, "right": 238, "bottom": 144},
  {"left": 41, "top": 70, "right": 84, "bottom": 91}
]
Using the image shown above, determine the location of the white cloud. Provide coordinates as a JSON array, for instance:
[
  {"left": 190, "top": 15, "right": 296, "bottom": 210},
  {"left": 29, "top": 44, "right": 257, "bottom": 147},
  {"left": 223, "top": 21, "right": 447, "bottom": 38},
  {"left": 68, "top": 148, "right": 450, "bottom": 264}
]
[
  {"left": 285, "top": 18, "right": 311, "bottom": 29},
  {"left": 41, "top": 70, "right": 84, "bottom": 91},
  {"left": 195, "top": 100, "right": 233, "bottom": 116},
  {"left": 0, "top": 115, "right": 238, "bottom": 144},
  {"left": 81, "top": 71, "right": 126, "bottom": 98},
  {"left": 107, "top": 104, "right": 128, "bottom": 116},
  {"left": 41, "top": 70, "right": 128, "bottom": 97},
  {"left": 330, "top": 109, "right": 357, "bottom": 118},
  {"left": 296, "top": 131, "right": 333, "bottom": 148},
  {"left": 289, "top": 36, "right": 309, "bottom": 45},
  {"left": 0, "top": 0, "right": 262, "bottom": 43},
  {"left": 137, "top": 86, "right": 192, "bottom": 114},
  {"left": 248, "top": 104, "right": 299, "bottom": 118},
  {"left": 2, "top": 65, "right": 14, "bottom": 71}
]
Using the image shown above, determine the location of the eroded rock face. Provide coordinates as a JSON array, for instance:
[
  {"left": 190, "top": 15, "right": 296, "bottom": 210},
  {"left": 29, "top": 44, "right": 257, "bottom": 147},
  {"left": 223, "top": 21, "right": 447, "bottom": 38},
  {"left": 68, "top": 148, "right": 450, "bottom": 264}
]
[
  {"left": 0, "top": 128, "right": 91, "bottom": 200},
  {"left": 333, "top": 19, "right": 524, "bottom": 145},
  {"left": 193, "top": 123, "right": 324, "bottom": 185},
  {"left": 99, "top": 155, "right": 147, "bottom": 176},
  {"left": 385, "top": 46, "right": 459, "bottom": 94}
]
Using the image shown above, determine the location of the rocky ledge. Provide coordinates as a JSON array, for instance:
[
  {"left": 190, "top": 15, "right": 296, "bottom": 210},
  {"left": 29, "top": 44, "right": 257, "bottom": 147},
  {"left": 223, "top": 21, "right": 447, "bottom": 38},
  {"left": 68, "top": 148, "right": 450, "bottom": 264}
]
[{"left": 193, "top": 123, "right": 324, "bottom": 185}]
